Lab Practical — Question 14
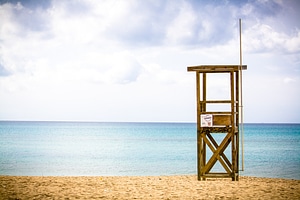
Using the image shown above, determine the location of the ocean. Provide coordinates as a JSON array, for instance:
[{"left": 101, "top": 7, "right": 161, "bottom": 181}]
[{"left": 0, "top": 121, "right": 299, "bottom": 179}]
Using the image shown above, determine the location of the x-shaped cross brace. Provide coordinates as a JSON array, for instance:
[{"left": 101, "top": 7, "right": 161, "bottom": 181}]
[{"left": 201, "top": 131, "right": 233, "bottom": 174}]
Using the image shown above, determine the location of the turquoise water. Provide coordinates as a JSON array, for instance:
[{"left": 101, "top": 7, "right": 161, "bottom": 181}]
[{"left": 0, "top": 121, "right": 299, "bottom": 179}]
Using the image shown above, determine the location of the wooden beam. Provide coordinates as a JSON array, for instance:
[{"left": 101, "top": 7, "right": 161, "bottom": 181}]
[
  {"left": 202, "top": 132, "right": 232, "bottom": 173},
  {"left": 213, "top": 115, "right": 231, "bottom": 126},
  {"left": 206, "top": 133, "right": 232, "bottom": 169},
  {"left": 187, "top": 65, "right": 247, "bottom": 72}
]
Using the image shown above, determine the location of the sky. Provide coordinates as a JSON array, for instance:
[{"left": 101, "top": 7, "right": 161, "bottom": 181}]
[{"left": 0, "top": 0, "right": 299, "bottom": 123}]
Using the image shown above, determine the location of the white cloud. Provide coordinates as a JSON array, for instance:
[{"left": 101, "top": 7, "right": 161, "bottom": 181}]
[
  {"left": 165, "top": 2, "right": 196, "bottom": 45},
  {"left": 0, "top": 0, "right": 299, "bottom": 122},
  {"left": 243, "top": 72, "right": 300, "bottom": 123},
  {"left": 283, "top": 77, "right": 295, "bottom": 84},
  {"left": 244, "top": 23, "right": 300, "bottom": 54}
]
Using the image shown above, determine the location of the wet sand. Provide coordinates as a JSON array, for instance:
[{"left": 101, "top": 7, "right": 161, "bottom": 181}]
[{"left": 0, "top": 175, "right": 299, "bottom": 199}]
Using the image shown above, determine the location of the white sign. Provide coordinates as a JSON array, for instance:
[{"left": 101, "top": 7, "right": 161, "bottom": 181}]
[{"left": 201, "top": 114, "right": 213, "bottom": 127}]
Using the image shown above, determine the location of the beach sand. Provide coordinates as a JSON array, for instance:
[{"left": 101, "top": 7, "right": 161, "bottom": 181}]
[{"left": 0, "top": 175, "right": 299, "bottom": 199}]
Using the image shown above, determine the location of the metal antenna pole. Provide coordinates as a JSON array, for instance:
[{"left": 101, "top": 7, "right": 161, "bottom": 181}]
[{"left": 239, "top": 18, "right": 245, "bottom": 171}]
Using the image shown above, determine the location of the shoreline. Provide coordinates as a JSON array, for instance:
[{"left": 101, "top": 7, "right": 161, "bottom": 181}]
[{"left": 1, "top": 175, "right": 299, "bottom": 199}]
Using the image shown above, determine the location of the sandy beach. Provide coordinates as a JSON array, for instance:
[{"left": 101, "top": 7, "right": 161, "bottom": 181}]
[{"left": 0, "top": 175, "right": 299, "bottom": 199}]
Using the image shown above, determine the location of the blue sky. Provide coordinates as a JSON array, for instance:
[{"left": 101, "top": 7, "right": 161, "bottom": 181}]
[{"left": 0, "top": 0, "right": 299, "bottom": 123}]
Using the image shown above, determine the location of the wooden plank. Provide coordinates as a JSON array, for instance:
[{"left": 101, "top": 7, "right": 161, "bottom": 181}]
[
  {"left": 202, "top": 100, "right": 236, "bottom": 103},
  {"left": 202, "top": 132, "right": 232, "bottom": 173},
  {"left": 201, "top": 112, "right": 232, "bottom": 115},
  {"left": 213, "top": 115, "right": 231, "bottom": 126},
  {"left": 201, "top": 127, "right": 232, "bottom": 133},
  {"left": 206, "top": 133, "right": 232, "bottom": 169},
  {"left": 187, "top": 65, "right": 247, "bottom": 72},
  {"left": 202, "top": 173, "right": 233, "bottom": 178},
  {"left": 204, "top": 133, "right": 232, "bottom": 174}
]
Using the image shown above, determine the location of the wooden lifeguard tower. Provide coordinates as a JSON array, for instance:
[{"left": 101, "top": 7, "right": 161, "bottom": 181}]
[{"left": 187, "top": 65, "right": 247, "bottom": 181}]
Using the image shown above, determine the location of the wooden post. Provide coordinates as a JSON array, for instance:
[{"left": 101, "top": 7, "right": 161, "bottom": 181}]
[{"left": 196, "top": 72, "right": 201, "bottom": 180}]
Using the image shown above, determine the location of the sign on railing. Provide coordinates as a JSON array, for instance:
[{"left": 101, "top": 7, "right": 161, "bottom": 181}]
[{"left": 201, "top": 114, "right": 213, "bottom": 127}]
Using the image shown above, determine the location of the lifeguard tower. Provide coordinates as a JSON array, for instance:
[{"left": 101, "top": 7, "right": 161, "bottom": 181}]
[{"left": 187, "top": 65, "right": 247, "bottom": 181}]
